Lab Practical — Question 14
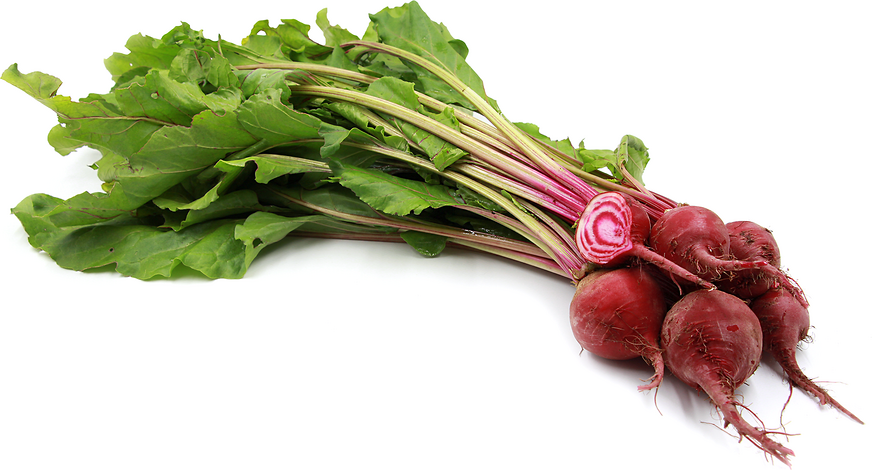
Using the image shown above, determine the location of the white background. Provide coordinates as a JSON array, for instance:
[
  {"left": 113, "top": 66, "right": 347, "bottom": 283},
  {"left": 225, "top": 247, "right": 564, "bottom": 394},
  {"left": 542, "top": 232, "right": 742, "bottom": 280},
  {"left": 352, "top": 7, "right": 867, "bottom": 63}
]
[{"left": 1, "top": 1, "right": 869, "bottom": 469}]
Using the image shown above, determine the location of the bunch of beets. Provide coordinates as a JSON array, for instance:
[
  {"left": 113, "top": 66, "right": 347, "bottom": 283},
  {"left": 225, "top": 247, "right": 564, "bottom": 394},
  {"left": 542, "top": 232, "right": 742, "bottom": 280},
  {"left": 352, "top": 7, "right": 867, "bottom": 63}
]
[
  {"left": 570, "top": 193, "right": 862, "bottom": 466},
  {"left": 1, "top": 2, "right": 862, "bottom": 466}
]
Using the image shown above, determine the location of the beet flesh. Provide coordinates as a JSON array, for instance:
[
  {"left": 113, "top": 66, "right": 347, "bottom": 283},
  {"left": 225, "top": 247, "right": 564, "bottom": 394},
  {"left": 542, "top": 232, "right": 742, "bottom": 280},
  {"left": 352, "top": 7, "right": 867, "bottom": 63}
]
[
  {"left": 661, "top": 289, "right": 794, "bottom": 465},
  {"left": 751, "top": 287, "right": 863, "bottom": 424},
  {"left": 575, "top": 193, "right": 715, "bottom": 289},
  {"left": 575, "top": 192, "right": 648, "bottom": 266},
  {"left": 570, "top": 266, "right": 668, "bottom": 391}
]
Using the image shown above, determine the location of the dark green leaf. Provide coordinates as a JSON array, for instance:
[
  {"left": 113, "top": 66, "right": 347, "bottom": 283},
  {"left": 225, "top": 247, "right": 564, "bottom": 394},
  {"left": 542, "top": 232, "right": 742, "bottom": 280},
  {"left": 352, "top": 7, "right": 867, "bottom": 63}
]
[
  {"left": 400, "top": 231, "right": 447, "bottom": 257},
  {"left": 40, "top": 107, "right": 261, "bottom": 227},
  {"left": 218, "top": 153, "right": 329, "bottom": 184},
  {"left": 12, "top": 193, "right": 251, "bottom": 279}
]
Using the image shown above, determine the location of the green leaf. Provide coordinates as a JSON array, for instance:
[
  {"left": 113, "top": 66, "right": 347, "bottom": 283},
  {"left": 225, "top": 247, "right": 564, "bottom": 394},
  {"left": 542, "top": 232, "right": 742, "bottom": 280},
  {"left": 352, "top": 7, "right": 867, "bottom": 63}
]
[
  {"left": 234, "top": 212, "right": 324, "bottom": 267},
  {"left": 332, "top": 163, "right": 461, "bottom": 216},
  {"left": 365, "top": 76, "right": 419, "bottom": 108},
  {"left": 315, "top": 9, "right": 361, "bottom": 48},
  {"left": 12, "top": 193, "right": 252, "bottom": 279},
  {"left": 515, "top": 122, "right": 576, "bottom": 157},
  {"left": 46, "top": 124, "right": 84, "bottom": 156},
  {"left": 2, "top": 63, "right": 62, "bottom": 99},
  {"left": 103, "top": 32, "right": 184, "bottom": 82},
  {"left": 616, "top": 134, "right": 649, "bottom": 186},
  {"left": 169, "top": 48, "right": 240, "bottom": 89},
  {"left": 400, "top": 231, "right": 447, "bottom": 257},
  {"left": 247, "top": 18, "right": 332, "bottom": 62},
  {"left": 577, "top": 147, "right": 618, "bottom": 176},
  {"left": 171, "top": 189, "right": 261, "bottom": 230},
  {"left": 236, "top": 88, "right": 324, "bottom": 144},
  {"left": 365, "top": 77, "right": 467, "bottom": 170},
  {"left": 40, "top": 107, "right": 261, "bottom": 227},
  {"left": 216, "top": 153, "right": 329, "bottom": 184},
  {"left": 368, "top": 1, "right": 499, "bottom": 112},
  {"left": 241, "top": 33, "right": 285, "bottom": 59},
  {"left": 318, "top": 123, "right": 397, "bottom": 168},
  {"left": 2, "top": 64, "right": 165, "bottom": 159},
  {"left": 455, "top": 185, "right": 504, "bottom": 212},
  {"left": 113, "top": 69, "right": 230, "bottom": 126},
  {"left": 426, "top": 106, "right": 468, "bottom": 170},
  {"left": 234, "top": 68, "right": 293, "bottom": 100}
]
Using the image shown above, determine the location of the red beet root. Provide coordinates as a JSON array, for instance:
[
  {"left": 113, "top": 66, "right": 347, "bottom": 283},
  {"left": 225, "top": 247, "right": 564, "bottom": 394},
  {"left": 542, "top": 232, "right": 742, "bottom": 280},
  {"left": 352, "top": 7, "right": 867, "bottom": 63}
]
[
  {"left": 649, "top": 206, "right": 767, "bottom": 283},
  {"left": 661, "top": 289, "right": 794, "bottom": 465},
  {"left": 751, "top": 287, "right": 863, "bottom": 424},
  {"left": 719, "top": 221, "right": 808, "bottom": 307},
  {"left": 570, "top": 266, "right": 668, "bottom": 391}
]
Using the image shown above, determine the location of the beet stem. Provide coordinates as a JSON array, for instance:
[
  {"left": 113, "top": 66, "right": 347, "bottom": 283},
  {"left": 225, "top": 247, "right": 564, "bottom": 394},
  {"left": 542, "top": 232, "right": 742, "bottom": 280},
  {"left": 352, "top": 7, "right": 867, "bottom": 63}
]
[{"left": 630, "top": 245, "right": 716, "bottom": 290}]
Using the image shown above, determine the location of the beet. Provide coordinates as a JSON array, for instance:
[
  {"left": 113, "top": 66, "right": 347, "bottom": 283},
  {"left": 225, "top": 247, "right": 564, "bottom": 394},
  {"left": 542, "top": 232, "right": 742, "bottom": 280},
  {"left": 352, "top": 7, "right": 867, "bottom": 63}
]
[
  {"left": 649, "top": 206, "right": 767, "bottom": 283},
  {"left": 751, "top": 287, "right": 863, "bottom": 424},
  {"left": 569, "top": 266, "right": 668, "bottom": 391},
  {"left": 718, "top": 221, "right": 808, "bottom": 307},
  {"left": 661, "top": 289, "right": 794, "bottom": 465}
]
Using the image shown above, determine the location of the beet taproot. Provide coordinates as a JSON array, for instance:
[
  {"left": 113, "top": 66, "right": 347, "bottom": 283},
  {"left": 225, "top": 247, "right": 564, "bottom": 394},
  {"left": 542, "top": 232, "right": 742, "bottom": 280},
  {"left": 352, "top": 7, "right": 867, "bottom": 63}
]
[
  {"left": 649, "top": 206, "right": 767, "bottom": 284},
  {"left": 751, "top": 287, "right": 863, "bottom": 424},
  {"left": 661, "top": 289, "right": 793, "bottom": 465},
  {"left": 570, "top": 266, "right": 668, "bottom": 391}
]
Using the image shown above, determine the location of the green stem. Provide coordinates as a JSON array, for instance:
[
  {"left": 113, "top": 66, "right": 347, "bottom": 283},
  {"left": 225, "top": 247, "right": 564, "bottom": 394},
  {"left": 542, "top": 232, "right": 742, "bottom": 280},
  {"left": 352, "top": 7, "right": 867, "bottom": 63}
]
[
  {"left": 235, "top": 62, "right": 377, "bottom": 86},
  {"left": 267, "top": 186, "right": 545, "bottom": 258},
  {"left": 225, "top": 138, "right": 272, "bottom": 161},
  {"left": 342, "top": 40, "right": 600, "bottom": 203},
  {"left": 291, "top": 85, "right": 588, "bottom": 216},
  {"left": 351, "top": 108, "right": 577, "bottom": 221},
  {"left": 290, "top": 231, "right": 569, "bottom": 279},
  {"left": 234, "top": 60, "right": 666, "bottom": 213}
]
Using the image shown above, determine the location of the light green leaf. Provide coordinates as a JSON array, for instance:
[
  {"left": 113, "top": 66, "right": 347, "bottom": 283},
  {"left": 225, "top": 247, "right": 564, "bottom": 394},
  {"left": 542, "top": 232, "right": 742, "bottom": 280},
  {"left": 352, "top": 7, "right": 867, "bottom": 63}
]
[
  {"left": 515, "top": 122, "right": 576, "bottom": 157},
  {"left": 234, "top": 68, "right": 293, "bottom": 100},
  {"left": 616, "top": 134, "right": 649, "bottom": 186},
  {"left": 315, "top": 8, "right": 361, "bottom": 48},
  {"left": 577, "top": 147, "right": 618, "bottom": 176}
]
